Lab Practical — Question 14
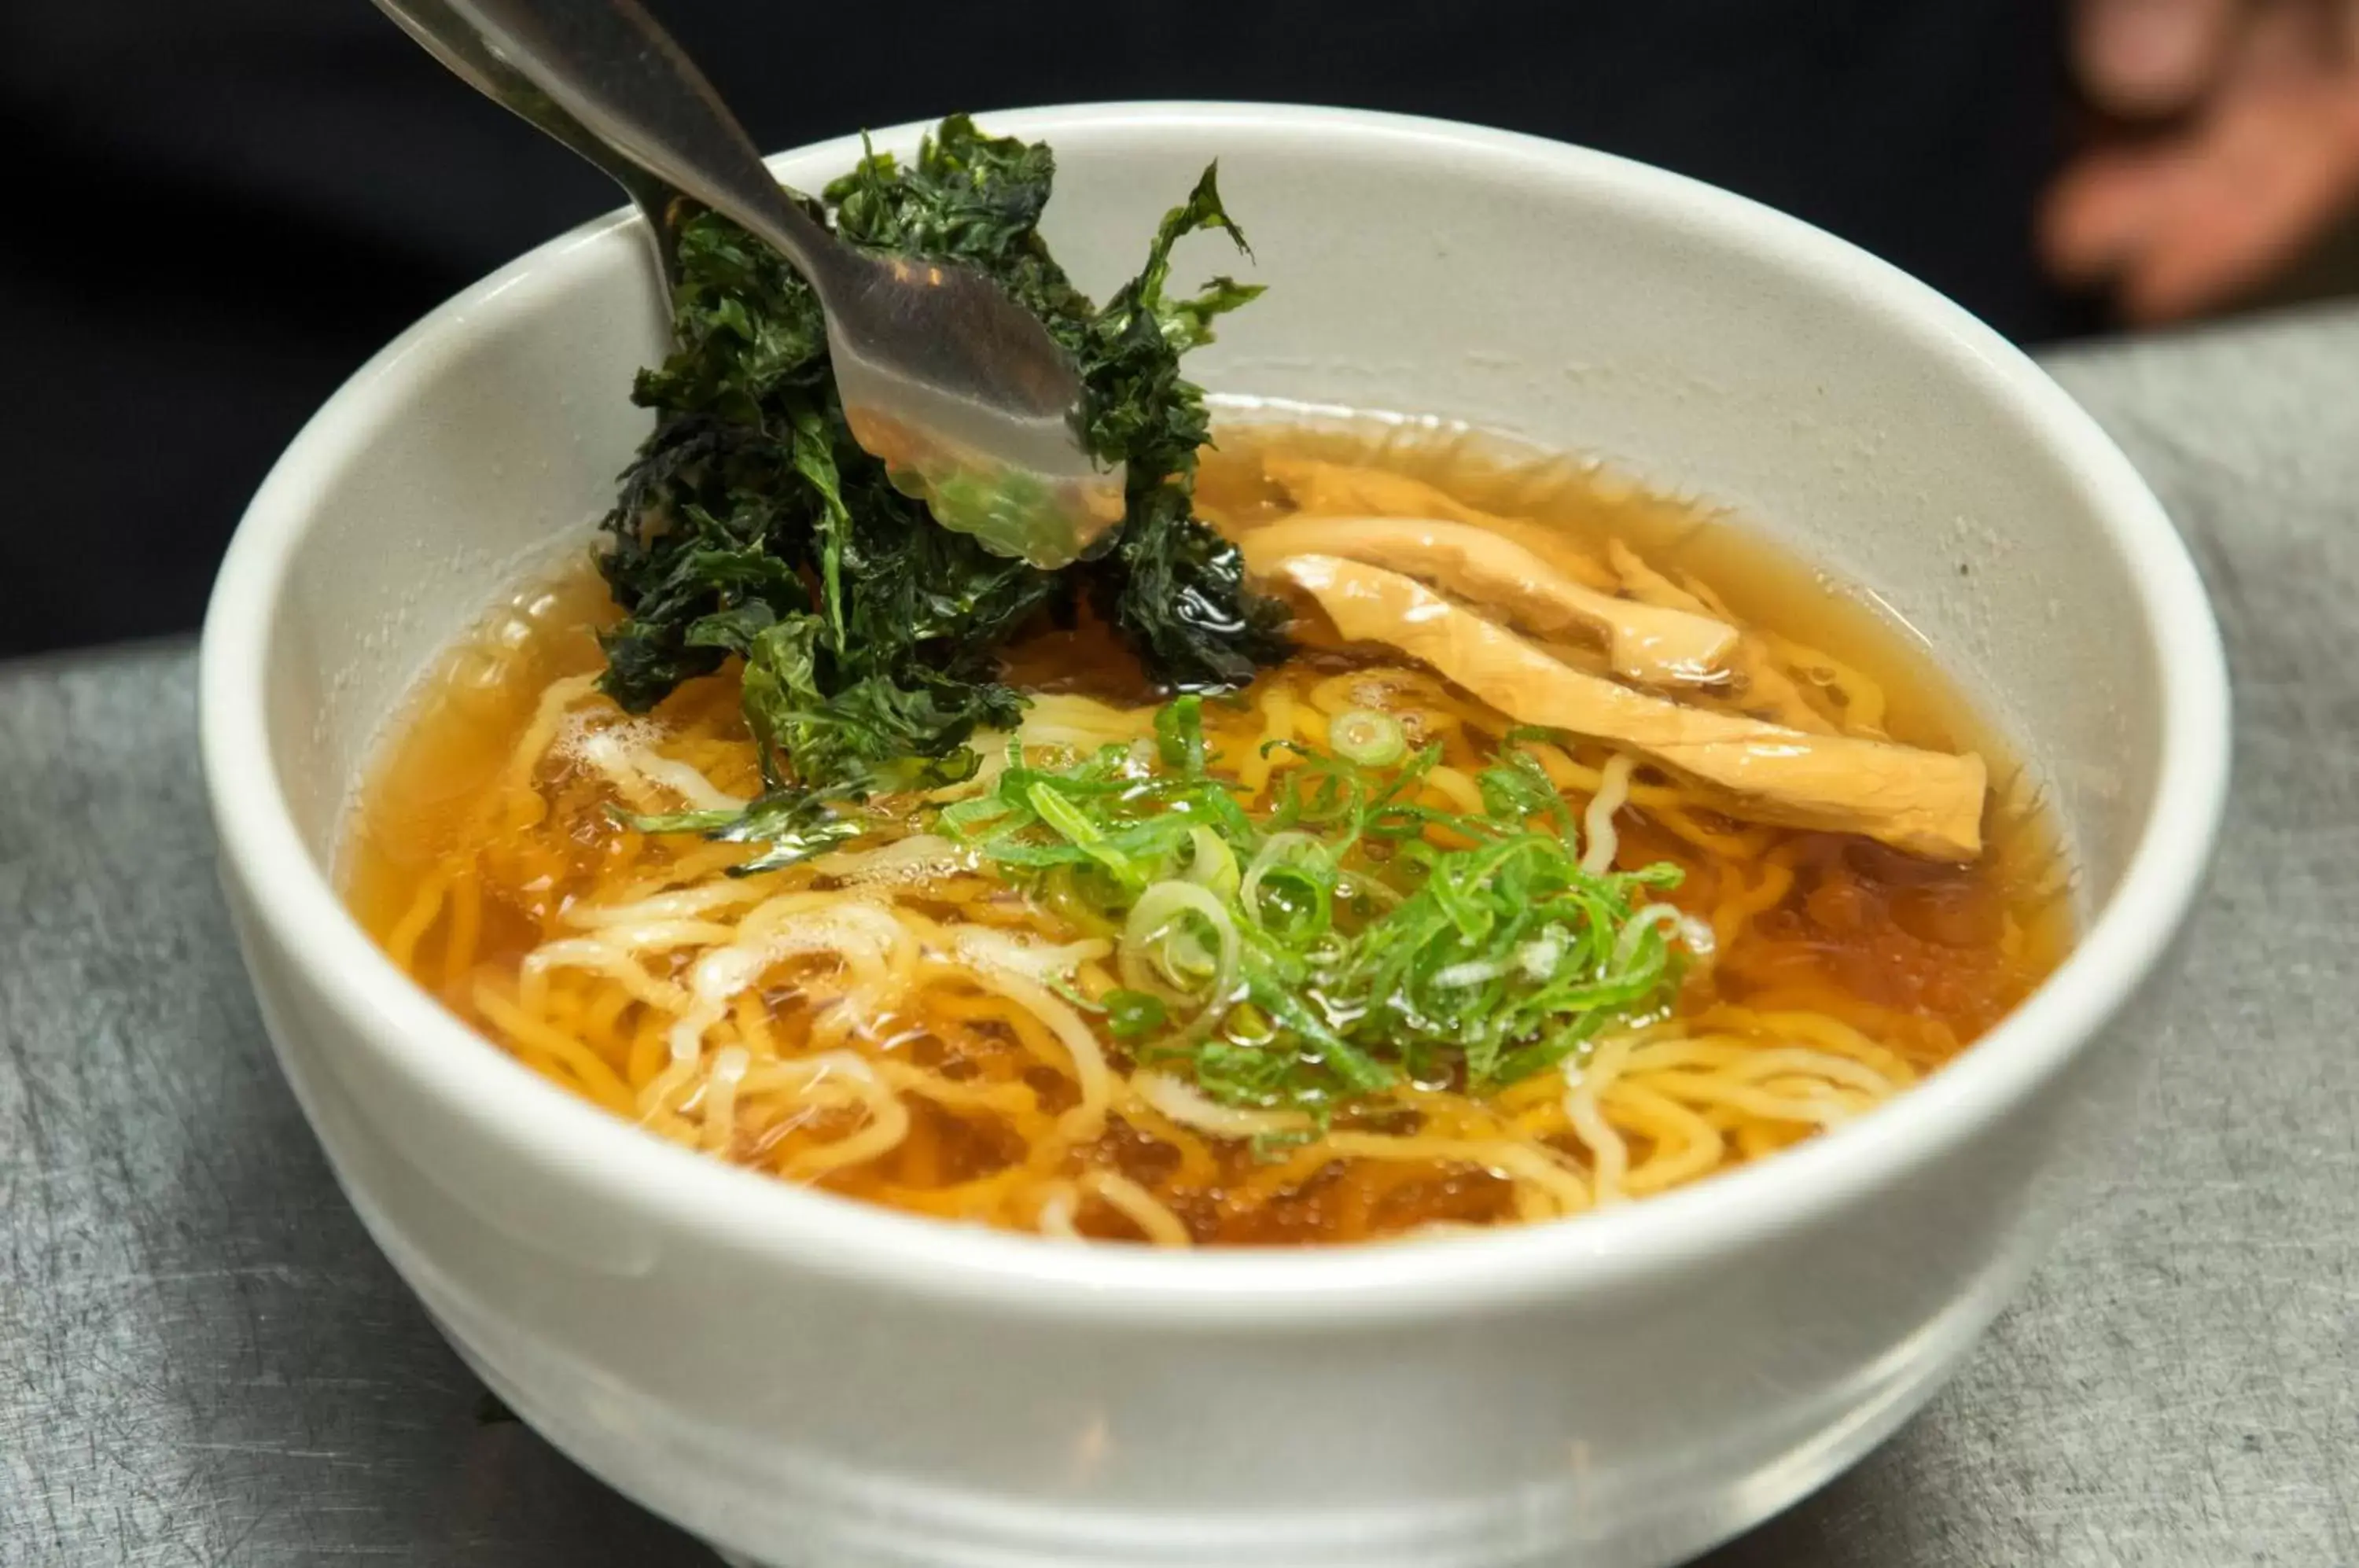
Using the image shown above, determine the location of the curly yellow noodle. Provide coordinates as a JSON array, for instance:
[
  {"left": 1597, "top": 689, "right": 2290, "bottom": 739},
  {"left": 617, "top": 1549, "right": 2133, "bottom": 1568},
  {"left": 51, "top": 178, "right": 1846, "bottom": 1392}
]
[
  {"left": 1648, "top": 804, "right": 1776, "bottom": 861},
  {"left": 1563, "top": 1033, "right": 1637, "bottom": 1205},
  {"left": 610, "top": 842, "right": 769, "bottom": 904},
  {"left": 1635, "top": 1071, "right": 1857, "bottom": 1128},
  {"left": 779, "top": 1091, "right": 911, "bottom": 1179},
  {"left": 382, "top": 870, "right": 449, "bottom": 977},
  {"left": 1110, "top": 1099, "right": 1224, "bottom": 1189},
  {"left": 927, "top": 984, "right": 1081, "bottom": 1075},
  {"left": 881, "top": 1165, "right": 1036, "bottom": 1222},
  {"left": 700, "top": 1047, "right": 747, "bottom": 1154},
  {"left": 436, "top": 865, "right": 483, "bottom": 988},
  {"left": 502, "top": 672, "right": 599, "bottom": 792},
  {"left": 1083, "top": 1171, "right": 1194, "bottom": 1246},
  {"left": 731, "top": 992, "right": 778, "bottom": 1059},
  {"left": 521, "top": 940, "right": 690, "bottom": 1016},
  {"left": 1735, "top": 1120, "right": 1804, "bottom": 1161},
  {"left": 1704, "top": 1007, "right": 1920, "bottom": 1083},
  {"left": 624, "top": 1014, "right": 668, "bottom": 1093},
  {"left": 1622, "top": 1039, "right": 1897, "bottom": 1098},
  {"left": 1710, "top": 847, "right": 1800, "bottom": 950},
  {"left": 470, "top": 981, "right": 635, "bottom": 1115},
  {"left": 1490, "top": 1072, "right": 1571, "bottom": 1116},
  {"left": 959, "top": 963, "right": 1114, "bottom": 1143},
  {"left": 1319, "top": 1135, "right": 1592, "bottom": 1215},
  {"left": 1601, "top": 1083, "right": 1725, "bottom": 1194},
  {"left": 1422, "top": 764, "right": 1487, "bottom": 814}
]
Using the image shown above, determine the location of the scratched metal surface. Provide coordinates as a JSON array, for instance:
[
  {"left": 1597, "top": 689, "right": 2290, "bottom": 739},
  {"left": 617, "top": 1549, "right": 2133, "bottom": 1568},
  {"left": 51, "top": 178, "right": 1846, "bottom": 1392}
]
[{"left": 3, "top": 311, "right": 2355, "bottom": 1567}]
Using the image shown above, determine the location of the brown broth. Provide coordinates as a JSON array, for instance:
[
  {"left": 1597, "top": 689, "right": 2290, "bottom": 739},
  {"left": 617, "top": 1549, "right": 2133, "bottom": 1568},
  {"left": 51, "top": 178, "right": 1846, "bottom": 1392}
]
[{"left": 344, "top": 418, "right": 2071, "bottom": 1246}]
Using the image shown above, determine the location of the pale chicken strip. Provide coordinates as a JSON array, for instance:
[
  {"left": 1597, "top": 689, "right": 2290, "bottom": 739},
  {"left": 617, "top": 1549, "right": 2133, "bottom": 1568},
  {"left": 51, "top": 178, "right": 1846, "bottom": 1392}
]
[
  {"left": 1606, "top": 537, "right": 1842, "bottom": 735},
  {"left": 1272, "top": 554, "right": 1985, "bottom": 859},
  {"left": 1238, "top": 514, "right": 1736, "bottom": 686},
  {"left": 1262, "top": 456, "right": 1621, "bottom": 589},
  {"left": 1264, "top": 455, "right": 1511, "bottom": 528}
]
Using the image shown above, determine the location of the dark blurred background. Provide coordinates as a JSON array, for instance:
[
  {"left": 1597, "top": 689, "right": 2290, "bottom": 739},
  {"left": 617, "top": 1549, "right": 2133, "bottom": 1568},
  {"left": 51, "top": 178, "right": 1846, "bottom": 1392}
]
[{"left": 7, "top": 0, "right": 2357, "bottom": 657}]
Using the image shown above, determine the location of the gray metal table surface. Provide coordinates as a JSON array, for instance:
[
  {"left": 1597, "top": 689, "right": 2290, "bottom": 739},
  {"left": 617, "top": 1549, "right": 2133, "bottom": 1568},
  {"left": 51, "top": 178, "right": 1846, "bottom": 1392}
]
[{"left": 4, "top": 307, "right": 2355, "bottom": 1568}]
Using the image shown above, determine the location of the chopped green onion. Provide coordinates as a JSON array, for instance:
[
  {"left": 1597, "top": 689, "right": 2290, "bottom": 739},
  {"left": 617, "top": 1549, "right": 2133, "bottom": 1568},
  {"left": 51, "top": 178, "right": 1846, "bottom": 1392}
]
[
  {"left": 929, "top": 696, "right": 1694, "bottom": 1116},
  {"left": 1121, "top": 880, "right": 1243, "bottom": 1043},
  {"left": 1154, "top": 695, "right": 1209, "bottom": 772},
  {"left": 1329, "top": 709, "right": 1407, "bottom": 767},
  {"left": 1026, "top": 782, "right": 1143, "bottom": 890},
  {"left": 1103, "top": 988, "right": 1169, "bottom": 1040},
  {"left": 1239, "top": 830, "right": 1333, "bottom": 939},
  {"left": 1183, "top": 825, "right": 1241, "bottom": 898}
]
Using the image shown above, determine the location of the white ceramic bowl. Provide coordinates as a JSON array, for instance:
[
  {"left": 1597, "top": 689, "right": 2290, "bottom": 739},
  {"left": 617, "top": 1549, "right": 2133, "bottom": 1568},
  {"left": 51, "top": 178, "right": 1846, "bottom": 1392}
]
[{"left": 201, "top": 104, "right": 2228, "bottom": 1568}]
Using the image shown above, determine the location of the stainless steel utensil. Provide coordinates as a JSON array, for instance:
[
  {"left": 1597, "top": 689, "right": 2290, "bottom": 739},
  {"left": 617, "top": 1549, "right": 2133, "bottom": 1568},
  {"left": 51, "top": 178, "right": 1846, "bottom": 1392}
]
[{"left": 371, "top": 0, "right": 1125, "bottom": 568}]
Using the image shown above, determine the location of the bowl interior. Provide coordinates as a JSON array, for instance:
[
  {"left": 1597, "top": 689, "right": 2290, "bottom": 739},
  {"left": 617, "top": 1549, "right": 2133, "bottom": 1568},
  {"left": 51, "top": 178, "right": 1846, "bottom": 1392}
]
[{"left": 255, "top": 107, "right": 2174, "bottom": 913}]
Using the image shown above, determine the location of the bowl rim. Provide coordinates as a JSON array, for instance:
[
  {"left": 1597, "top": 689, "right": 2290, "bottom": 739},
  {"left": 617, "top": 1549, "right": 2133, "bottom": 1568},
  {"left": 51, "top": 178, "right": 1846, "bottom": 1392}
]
[{"left": 201, "top": 100, "right": 2230, "bottom": 1327}]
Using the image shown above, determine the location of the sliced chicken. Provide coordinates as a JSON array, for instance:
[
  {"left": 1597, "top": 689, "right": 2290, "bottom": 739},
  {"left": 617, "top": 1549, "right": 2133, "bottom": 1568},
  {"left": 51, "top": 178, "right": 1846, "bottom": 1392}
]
[
  {"left": 1271, "top": 554, "right": 1986, "bottom": 859},
  {"left": 1604, "top": 536, "right": 1715, "bottom": 617},
  {"left": 1262, "top": 456, "right": 1621, "bottom": 589},
  {"left": 1606, "top": 538, "right": 1841, "bottom": 735},
  {"left": 1264, "top": 455, "right": 1503, "bottom": 527},
  {"left": 1238, "top": 514, "right": 1736, "bottom": 687}
]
